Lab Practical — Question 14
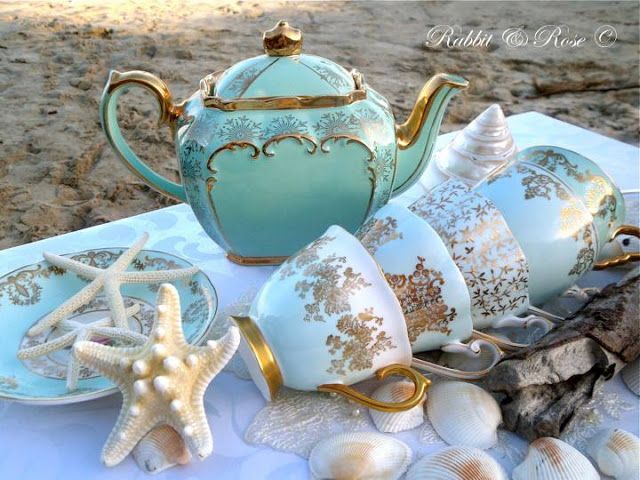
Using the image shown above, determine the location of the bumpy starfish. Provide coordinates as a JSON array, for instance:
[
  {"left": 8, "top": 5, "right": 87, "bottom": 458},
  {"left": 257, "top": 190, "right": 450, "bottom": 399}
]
[
  {"left": 74, "top": 283, "right": 240, "bottom": 467},
  {"left": 18, "top": 304, "right": 147, "bottom": 391},
  {"left": 28, "top": 233, "right": 199, "bottom": 337}
]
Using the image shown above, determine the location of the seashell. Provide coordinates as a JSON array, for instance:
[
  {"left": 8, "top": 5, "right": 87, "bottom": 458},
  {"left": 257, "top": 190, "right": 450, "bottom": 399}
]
[
  {"left": 586, "top": 428, "right": 639, "bottom": 480},
  {"left": 621, "top": 358, "right": 639, "bottom": 396},
  {"left": 369, "top": 380, "right": 425, "bottom": 433},
  {"left": 423, "top": 104, "right": 517, "bottom": 191},
  {"left": 308, "top": 432, "right": 412, "bottom": 480},
  {"left": 132, "top": 425, "right": 192, "bottom": 474},
  {"left": 405, "top": 446, "right": 508, "bottom": 480},
  {"left": 512, "top": 437, "right": 599, "bottom": 480},
  {"left": 426, "top": 381, "right": 501, "bottom": 449}
]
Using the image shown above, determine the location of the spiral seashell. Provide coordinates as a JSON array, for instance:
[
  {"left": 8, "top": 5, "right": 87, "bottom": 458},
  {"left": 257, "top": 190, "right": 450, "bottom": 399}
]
[
  {"left": 587, "top": 428, "right": 639, "bottom": 480},
  {"left": 405, "top": 446, "right": 508, "bottom": 480},
  {"left": 308, "top": 432, "right": 412, "bottom": 480},
  {"left": 621, "top": 358, "right": 639, "bottom": 396},
  {"left": 512, "top": 437, "right": 599, "bottom": 480},
  {"left": 132, "top": 425, "right": 192, "bottom": 474},
  {"left": 369, "top": 380, "right": 425, "bottom": 433},
  {"left": 426, "top": 381, "right": 501, "bottom": 449},
  {"left": 424, "top": 104, "right": 517, "bottom": 190}
]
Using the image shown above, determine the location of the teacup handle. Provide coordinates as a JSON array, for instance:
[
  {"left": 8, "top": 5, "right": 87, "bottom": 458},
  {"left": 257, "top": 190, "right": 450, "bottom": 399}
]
[
  {"left": 411, "top": 338, "right": 502, "bottom": 380},
  {"left": 593, "top": 224, "right": 640, "bottom": 270},
  {"left": 317, "top": 364, "right": 431, "bottom": 412},
  {"left": 100, "top": 70, "right": 187, "bottom": 202}
]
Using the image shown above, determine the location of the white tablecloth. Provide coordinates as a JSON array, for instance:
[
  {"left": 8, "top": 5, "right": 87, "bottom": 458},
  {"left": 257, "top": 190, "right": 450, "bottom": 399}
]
[{"left": 0, "top": 112, "right": 638, "bottom": 479}]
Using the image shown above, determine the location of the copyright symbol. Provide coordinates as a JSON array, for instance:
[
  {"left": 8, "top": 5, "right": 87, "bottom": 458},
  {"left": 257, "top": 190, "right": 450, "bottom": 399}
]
[
  {"left": 502, "top": 27, "right": 529, "bottom": 48},
  {"left": 594, "top": 25, "right": 617, "bottom": 48}
]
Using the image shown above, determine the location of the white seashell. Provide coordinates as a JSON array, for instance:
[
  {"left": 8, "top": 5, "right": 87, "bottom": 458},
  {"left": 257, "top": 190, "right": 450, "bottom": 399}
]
[
  {"left": 423, "top": 104, "right": 517, "bottom": 191},
  {"left": 369, "top": 380, "right": 425, "bottom": 433},
  {"left": 405, "top": 446, "right": 507, "bottom": 480},
  {"left": 426, "top": 381, "right": 501, "bottom": 449},
  {"left": 132, "top": 425, "right": 192, "bottom": 474},
  {"left": 512, "top": 437, "right": 599, "bottom": 480},
  {"left": 621, "top": 358, "right": 639, "bottom": 396},
  {"left": 587, "top": 428, "right": 639, "bottom": 480},
  {"left": 308, "top": 432, "right": 412, "bottom": 480}
]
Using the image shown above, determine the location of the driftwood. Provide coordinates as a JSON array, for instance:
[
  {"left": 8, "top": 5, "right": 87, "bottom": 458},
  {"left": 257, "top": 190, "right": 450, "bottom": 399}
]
[{"left": 485, "top": 271, "right": 639, "bottom": 441}]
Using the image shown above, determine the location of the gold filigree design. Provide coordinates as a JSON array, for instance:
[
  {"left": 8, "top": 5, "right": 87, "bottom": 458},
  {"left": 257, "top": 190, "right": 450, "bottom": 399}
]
[
  {"left": 569, "top": 226, "right": 596, "bottom": 276},
  {"left": 385, "top": 256, "right": 456, "bottom": 343},
  {"left": 410, "top": 181, "right": 529, "bottom": 319},
  {"left": 326, "top": 307, "right": 396, "bottom": 375},
  {"left": 0, "top": 376, "right": 18, "bottom": 390},
  {"left": 263, "top": 134, "right": 317, "bottom": 156},
  {"left": 0, "top": 265, "right": 65, "bottom": 306},
  {"left": 523, "top": 148, "right": 589, "bottom": 182},
  {"left": 518, "top": 163, "right": 571, "bottom": 200},
  {"left": 359, "top": 216, "right": 403, "bottom": 255},
  {"left": 278, "top": 236, "right": 335, "bottom": 279},
  {"left": 295, "top": 253, "right": 371, "bottom": 323}
]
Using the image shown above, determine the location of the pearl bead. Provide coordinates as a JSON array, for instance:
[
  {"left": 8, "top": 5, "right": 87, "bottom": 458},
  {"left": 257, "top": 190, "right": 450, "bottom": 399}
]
[
  {"left": 186, "top": 354, "right": 198, "bottom": 367},
  {"left": 170, "top": 399, "right": 182, "bottom": 412},
  {"left": 183, "top": 425, "right": 194, "bottom": 437},
  {"left": 163, "top": 356, "right": 181, "bottom": 372},
  {"left": 152, "top": 343, "right": 167, "bottom": 358},
  {"left": 153, "top": 375, "right": 170, "bottom": 395},
  {"left": 155, "top": 326, "right": 166, "bottom": 339},
  {"left": 129, "top": 405, "right": 140, "bottom": 417},
  {"left": 133, "top": 380, "right": 148, "bottom": 396}
]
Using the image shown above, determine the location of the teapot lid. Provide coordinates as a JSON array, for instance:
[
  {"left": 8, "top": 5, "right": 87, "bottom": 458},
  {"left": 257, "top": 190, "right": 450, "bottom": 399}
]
[{"left": 200, "top": 21, "right": 366, "bottom": 110}]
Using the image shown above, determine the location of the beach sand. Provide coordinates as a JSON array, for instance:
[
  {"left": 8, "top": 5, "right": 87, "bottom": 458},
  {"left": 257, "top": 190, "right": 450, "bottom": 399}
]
[{"left": 0, "top": 0, "right": 638, "bottom": 249}]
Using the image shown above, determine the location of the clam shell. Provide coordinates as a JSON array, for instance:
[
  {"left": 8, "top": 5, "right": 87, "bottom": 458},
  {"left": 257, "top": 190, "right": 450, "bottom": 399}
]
[
  {"left": 308, "top": 432, "right": 412, "bottom": 480},
  {"left": 405, "top": 446, "right": 508, "bottom": 480},
  {"left": 132, "top": 425, "right": 191, "bottom": 474},
  {"left": 512, "top": 437, "right": 599, "bottom": 480},
  {"left": 587, "top": 428, "right": 639, "bottom": 480},
  {"left": 621, "top": 358, "right": 639, "bottom": 396},
  {"left": 426, "top": 381, "right": 501, "bottom": 449},
  {"left": 427, "top": 104, "right": 517, "bottom": 189},
  {"left": 369, "top": 380, "right": 425, "bottom": 433}
]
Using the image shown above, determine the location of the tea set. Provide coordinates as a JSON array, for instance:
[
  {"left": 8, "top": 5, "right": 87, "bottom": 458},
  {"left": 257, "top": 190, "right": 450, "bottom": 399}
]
[{"left": 2, "top": 21, "right": 639, "bottom": 422}]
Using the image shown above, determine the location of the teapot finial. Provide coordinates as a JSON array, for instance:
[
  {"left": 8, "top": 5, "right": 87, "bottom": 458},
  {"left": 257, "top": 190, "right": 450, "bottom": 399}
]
[{"left": 263, "top": 20, "right": 303, "bottom": 56}]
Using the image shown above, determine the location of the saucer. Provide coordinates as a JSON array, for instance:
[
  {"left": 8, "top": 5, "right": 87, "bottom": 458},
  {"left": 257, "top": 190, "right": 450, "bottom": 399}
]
[{"left": 0, "top": 248, "right": 217, "bottom": 405}]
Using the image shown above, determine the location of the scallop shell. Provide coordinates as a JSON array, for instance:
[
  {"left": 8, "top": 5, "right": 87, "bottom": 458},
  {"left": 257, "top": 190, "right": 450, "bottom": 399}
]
[
  {"left": 369, "top": 380, "right": 425, "bottom": 433},
  {"left": 512, "top": 437, "right": 599, "bottom": 480},
  {"left": 308, "top": 432, "right": 412, "bottom": 480},
  {"left": 132, "top": 425, "right": 192, "bottom": 474},
  {"left": 423, "top": 104, "right": 517, "bottom": 190},
  {"left": 621, "top": 358, "right": 639, "bottom": 396},
  {"left": 587, "top": 428, "right": 639, "bottom": 480},
  {"left": 426, "top": 381, "right": 501, "bottom": 449},
  {"left": 405, "top": 446, "right": 508, "bottom": 480}
]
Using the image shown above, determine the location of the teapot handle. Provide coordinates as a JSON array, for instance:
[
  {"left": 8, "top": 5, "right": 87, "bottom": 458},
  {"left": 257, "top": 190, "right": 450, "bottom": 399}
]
[
  {"left": 593, "top": 224, "right": 640, "bottom": 269},
  {"left": 317, "top": 364, "right": 430, "bottom": 412},
  {"left": 100, "top": 70, "right": 187, "bottom": 202}
]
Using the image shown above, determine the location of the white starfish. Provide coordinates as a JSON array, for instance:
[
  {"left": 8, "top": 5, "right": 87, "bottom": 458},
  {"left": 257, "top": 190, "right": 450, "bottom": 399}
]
[
  {"left": 74, "top": 283, "right": 240, "bottom": 467},
  {"left": 28, "top": 233, "right": 199, "bottom": 337},
  {"left": 18, "top": 304, "right": 148, "bottom": 390}
]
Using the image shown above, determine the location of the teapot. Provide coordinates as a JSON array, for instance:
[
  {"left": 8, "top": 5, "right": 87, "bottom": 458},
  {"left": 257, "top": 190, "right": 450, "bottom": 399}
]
[{"left": 100, "top": 20, "right": 468, "bottom": 265}]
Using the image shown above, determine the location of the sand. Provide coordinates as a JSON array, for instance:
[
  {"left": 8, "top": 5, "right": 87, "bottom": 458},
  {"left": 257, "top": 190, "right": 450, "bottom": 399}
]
[{"left": 0, "top": 0, "right": 638, "bottom": 249}]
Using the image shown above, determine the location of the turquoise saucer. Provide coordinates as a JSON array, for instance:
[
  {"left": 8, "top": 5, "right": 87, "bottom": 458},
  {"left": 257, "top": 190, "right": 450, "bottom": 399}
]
[{"left": 0, "top": 248, "right": 217, "bottom": 405}]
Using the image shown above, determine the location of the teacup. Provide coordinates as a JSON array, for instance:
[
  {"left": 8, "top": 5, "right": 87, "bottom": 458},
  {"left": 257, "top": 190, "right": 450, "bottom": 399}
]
[
  {"left": 517, "top": 146, "right": 625, "bottom": 247},
  {"left": 476, "top": 161, "right": 600, "bottom": 304},
  {"left": 517, "top": 146, "right": 638, "bottom": 269},
  {"left": 409, "top": 180, "right": 536, "bottom": 331},
  {"left": 232, "top": 225, "right": 429, "bottom": 412}
]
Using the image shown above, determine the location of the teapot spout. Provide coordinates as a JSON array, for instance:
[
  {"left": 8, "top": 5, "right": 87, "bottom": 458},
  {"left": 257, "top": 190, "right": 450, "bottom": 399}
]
[{"left": 392, "top": 73, "right": 468, "bottom": 195}]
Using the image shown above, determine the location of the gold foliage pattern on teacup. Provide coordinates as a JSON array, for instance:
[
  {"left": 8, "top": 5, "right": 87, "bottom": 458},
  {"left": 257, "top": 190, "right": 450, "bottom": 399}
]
[
  {"left": 326, "top": 307, "right": 396, "bottom": 375},
  {"left": 486, "top": 163, "right": 598, "bottom": 277},
  {"left": 522, "top": 149, "right": 619, "bottom": 228},
  {"left": 386, "top": 256, "right": 456, "bottom": 343},
  {"left": 359, "top": 216, "right": 403, "bottom": 255},
  {"left": 278, "top": 233, "right": 397, "bottom": 375},
  {"left": 411, "top": 182, "right": 528, "bottom": 320}
]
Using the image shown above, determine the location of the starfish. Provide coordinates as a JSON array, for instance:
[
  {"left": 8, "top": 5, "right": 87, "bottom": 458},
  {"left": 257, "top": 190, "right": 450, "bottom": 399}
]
[
  {"left": 18, "top": 304, "right": 147, "bottom": 391},
  {"left": 74, "top": 283, "right": 240, "bottom": 467},
  {"left": 28, "top": 233, "right": 199, "bottom": 337}
]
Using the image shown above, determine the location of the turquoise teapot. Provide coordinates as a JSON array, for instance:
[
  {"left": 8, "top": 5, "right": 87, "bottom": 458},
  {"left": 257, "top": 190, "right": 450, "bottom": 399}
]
[{"left": 100, "top": 21, "right": 468, "bottom": 265}]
